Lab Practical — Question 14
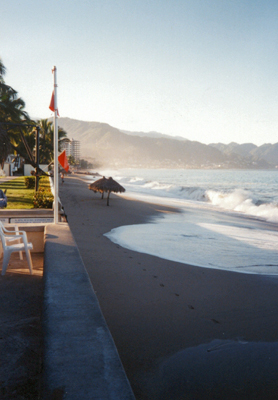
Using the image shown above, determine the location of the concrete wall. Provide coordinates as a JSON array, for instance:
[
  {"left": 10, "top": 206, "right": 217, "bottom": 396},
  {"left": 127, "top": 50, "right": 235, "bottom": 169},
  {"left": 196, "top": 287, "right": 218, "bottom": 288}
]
[
  {"left": 2, "top": 163, "right": 10, "bottom": 176},
  {"left": 24, "top": 164, "right": 48, "bottom": 176},
  {"left": 43, "top": 223, "right": 135, "bottom": 400},
  {"left": 20, "top": 226, "right": 44, "bottom": 252}
]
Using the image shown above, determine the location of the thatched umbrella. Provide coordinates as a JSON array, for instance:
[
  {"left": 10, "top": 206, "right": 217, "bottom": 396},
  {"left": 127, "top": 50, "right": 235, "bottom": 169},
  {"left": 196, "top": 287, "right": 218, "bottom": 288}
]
[
  {"left": 89, "top": 176, "right": 125, "bottom": 206},
  {"left": 89, "top": 176, "right": 107, "bottom": 199}
]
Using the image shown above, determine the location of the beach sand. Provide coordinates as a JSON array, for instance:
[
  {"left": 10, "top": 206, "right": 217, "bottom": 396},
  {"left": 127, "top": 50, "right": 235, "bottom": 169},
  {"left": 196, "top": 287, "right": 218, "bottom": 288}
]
[{"left": 60, "top": 175, "right": 278, "bottom": 400}]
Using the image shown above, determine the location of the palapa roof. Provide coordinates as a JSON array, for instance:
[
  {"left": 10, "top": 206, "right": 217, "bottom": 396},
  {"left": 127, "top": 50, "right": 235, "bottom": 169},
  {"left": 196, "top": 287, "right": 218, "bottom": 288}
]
[{"left": 89, "top": 176, "right": 125, "bottom": 193}]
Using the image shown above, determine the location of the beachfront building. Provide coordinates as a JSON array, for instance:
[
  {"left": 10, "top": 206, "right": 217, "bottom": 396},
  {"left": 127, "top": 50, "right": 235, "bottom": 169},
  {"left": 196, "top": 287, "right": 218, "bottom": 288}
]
[{"left": 60, "top": 138, "right": 80, "bottom": 162}]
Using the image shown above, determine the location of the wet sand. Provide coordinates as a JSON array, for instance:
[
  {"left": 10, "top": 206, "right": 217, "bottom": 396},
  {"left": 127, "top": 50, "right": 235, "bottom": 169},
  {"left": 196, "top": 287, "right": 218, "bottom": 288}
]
[{"left": 60, "top": 175, "right": 278, "bottom": 400}]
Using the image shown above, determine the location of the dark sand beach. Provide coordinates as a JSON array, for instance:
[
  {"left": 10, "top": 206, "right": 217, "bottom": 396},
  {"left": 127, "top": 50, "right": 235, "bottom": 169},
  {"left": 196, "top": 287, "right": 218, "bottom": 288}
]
[{"left": 60, "top": 175, "right": 278, "bottom": 400}]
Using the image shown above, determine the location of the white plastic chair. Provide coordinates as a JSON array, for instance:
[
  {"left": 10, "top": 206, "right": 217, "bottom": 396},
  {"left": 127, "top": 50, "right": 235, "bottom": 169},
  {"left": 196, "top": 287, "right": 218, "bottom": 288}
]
[
  {"left": 0, "top": 222, "right": 33, "bottom": 275},
  {"left": 0, "top": 222, "right": 23, "bottom": 260}
]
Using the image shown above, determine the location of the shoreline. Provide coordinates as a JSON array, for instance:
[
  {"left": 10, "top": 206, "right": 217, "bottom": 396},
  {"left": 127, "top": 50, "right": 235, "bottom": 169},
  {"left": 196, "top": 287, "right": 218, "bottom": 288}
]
[{"left": 60, "top": 175, "right": 278, "bottom": 399}]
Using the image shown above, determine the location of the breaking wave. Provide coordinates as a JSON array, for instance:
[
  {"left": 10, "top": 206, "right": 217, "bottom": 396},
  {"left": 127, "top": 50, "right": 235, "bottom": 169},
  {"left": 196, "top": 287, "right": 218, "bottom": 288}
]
[
  {"left": 96, "top": 169, "right": 278, "bottom": 223},
  {"left": 115, "top": 176, "right": 278, "bottom": 223}
]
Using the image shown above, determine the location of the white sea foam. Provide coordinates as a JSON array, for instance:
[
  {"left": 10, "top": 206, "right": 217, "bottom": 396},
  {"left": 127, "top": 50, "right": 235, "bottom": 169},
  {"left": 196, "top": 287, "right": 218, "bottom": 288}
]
[
  {"left": 109, "top": 170, "right": 278, "bottom": 223},
  {"left": 101, "top": 172, "right": 278, "bottom": 222},
  {"left": 98, "top": 169, "right": 278, "bottom": 274},
  {"left": 205, "top": 188, "right": 278, "bottom": 223},
  {"left": 104, "top": 205, "right": 278, "bottom": 275}
]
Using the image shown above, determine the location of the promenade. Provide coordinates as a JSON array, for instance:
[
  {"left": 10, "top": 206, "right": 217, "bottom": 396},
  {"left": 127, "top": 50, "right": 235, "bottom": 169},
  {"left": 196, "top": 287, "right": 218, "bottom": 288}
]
[{"left": 0, "top": 253, "right": 44, "bottom": 399}]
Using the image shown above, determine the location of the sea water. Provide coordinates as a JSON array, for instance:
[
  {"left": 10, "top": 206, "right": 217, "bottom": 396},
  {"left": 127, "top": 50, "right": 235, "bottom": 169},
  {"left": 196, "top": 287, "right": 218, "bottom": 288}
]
[{"left": 89, "top": 169, "right": 278, "bottom": 275}]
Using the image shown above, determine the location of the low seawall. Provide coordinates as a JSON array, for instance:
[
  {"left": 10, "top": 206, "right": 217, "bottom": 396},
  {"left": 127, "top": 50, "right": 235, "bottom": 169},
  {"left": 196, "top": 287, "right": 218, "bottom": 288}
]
[{"left": 43, "top": 223, "right": 135, "bottom": 399}]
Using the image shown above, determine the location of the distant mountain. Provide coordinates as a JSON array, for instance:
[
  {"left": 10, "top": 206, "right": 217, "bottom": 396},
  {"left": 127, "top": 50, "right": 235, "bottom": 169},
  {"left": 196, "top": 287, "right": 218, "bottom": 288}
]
[
  {"left": 210, "top": 142, "right": 257, "bottom": 157},
  {"left": 121, "top": 129, "right": 187, "bottom": 141},
  {"left": 249, "top": 143, "right": 278, "bottom": 165},
  {"left": 209, "top": 142, "right": 278, "bottom": 168},
  {"left": 56, "top": 117, "right": 277, "bottom": 169}
]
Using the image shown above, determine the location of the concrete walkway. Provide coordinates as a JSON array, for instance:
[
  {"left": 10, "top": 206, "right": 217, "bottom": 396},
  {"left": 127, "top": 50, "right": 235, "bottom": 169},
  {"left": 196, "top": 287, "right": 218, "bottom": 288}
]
[
  {"left": 43, "top": 223, "right": 135, "bottom": 400},
  {"left": 0, "top": 253, "right": 44, "bottom": 399}
]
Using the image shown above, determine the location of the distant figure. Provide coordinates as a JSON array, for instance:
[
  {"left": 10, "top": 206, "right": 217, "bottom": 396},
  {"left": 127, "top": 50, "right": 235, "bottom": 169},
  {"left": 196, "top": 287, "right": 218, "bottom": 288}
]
[{"left": 60, "top": 173, "right": 64, "bottom": 185}]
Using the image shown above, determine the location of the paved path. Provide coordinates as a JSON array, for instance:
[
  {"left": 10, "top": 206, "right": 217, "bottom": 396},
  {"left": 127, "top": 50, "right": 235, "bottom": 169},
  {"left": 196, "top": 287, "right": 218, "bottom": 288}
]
[{"left": 0, "top": 253, "right": 44, "bottom": 400}]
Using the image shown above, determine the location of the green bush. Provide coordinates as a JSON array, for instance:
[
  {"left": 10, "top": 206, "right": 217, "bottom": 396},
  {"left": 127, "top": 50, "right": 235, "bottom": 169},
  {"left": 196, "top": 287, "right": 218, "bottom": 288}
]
[
  {"left": 33, "top": 188, "right": 54, "bottom": 208},
  {"left": 24, "top": 176, "right": 36, "bottom": 189}
]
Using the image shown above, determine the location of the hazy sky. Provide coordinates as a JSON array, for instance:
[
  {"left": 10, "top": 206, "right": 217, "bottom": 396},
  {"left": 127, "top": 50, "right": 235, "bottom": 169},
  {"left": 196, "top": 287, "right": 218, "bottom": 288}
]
[{"left": 2, "top": 0, "right": 278, "bottom": 145}]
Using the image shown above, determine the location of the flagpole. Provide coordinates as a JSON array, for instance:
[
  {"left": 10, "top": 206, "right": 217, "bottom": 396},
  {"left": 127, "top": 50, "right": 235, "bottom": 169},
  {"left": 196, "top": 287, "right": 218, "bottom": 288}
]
[{"left": 53, "top": 66, "right": 59, "bottom": 224}]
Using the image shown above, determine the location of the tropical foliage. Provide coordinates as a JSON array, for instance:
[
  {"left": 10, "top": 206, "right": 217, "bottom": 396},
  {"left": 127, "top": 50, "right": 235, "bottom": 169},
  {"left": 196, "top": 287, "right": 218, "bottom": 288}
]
[
  {"left": 0, "top": 58, "right": 32, "bottom": 165},
  {"left": 80, "top": 158, "right": 93, "bottom": 169},
  {"left": 0, "top": 126, "right": 11, "bottom": 168},
  {"left": 37, "top": 119, "right": 67, "bottom": 164},
  {"left": 0, "top": 58, "right": 68, "bottom": 168},
  {"left": 67, "top": 155, "right": 77, "bottom": 166},
  {"left": 24, "top": 176, "right": 37, "bottom": 189},
  {"left": 33, "top": 188, "right": 54, "bottom": 208},
  {"left": 0, "top": 59, "right": 30, "bottom": 125}
]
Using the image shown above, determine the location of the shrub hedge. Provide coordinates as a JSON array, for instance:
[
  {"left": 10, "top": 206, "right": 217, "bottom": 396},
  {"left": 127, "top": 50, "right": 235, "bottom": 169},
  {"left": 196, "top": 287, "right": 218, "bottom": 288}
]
[
  {"left": 33, "top": 188, "right": 54, "bottom": 208},
  {"left": 24, "top": 176, "right": 40, "bottom": 189}
]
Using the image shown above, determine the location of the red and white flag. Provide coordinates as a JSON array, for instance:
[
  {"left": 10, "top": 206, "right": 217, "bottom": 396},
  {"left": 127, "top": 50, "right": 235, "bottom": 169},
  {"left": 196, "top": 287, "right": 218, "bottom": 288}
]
[
  {"left": 49, "top": 90, "right": 60, "bottom": 116},
  {"left": 58, "top": 150, "right": 69, "bottom": 172}
]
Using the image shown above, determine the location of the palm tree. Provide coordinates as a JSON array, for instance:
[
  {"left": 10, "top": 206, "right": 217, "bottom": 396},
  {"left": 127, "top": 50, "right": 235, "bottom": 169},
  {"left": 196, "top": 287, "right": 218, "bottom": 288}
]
[
  {"left": 0, "top": 60, "right": 68, "bottom": 169},
  {"left": 0, "top": 58, "right": 6, "bottom": 83},
  {"left": 38, "top": 119, "right": 52, "bottom": 163},
  {"left": 0, "top": 59, "right": 30, "bottom": 125},
  {"left": 37, "top": 119, "right": 67, "bottom": 164},
  {"left": 0, "top": 126, "right": 11, "bottom": 167},
  {"left": 0, "top": 58, "right": 31, "bottom": 160},
  {"left": 15, "top": 127, "right": 36, "bottom": 160}
]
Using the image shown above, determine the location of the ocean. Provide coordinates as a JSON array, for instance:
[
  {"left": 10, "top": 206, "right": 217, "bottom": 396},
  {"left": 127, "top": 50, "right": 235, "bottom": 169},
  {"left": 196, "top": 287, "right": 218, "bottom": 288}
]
[{"left": 88, "top": 169, "right": 278, "bottom": 275}]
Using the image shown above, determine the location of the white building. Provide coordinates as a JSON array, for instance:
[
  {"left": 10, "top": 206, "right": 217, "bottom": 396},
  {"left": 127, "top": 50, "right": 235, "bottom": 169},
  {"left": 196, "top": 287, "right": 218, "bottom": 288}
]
[
  {"left": 2, "top": 154, "right": 23, "bottom": 176},
  {"left": 60, "top": 138, "right": 80, "bottom": 162}
]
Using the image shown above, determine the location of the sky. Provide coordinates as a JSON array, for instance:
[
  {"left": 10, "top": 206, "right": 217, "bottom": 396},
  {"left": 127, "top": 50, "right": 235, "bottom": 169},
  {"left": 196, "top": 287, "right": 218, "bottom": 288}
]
[{"left": 1, "top": 0, "right": 278, "bottom": 145}]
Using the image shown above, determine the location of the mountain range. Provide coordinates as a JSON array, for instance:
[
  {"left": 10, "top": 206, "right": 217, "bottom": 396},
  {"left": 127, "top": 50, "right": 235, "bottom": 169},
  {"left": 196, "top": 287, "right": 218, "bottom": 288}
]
[{"left": 56, "top": 117, "right": 278, "bottom": 169}]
